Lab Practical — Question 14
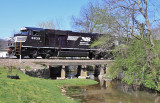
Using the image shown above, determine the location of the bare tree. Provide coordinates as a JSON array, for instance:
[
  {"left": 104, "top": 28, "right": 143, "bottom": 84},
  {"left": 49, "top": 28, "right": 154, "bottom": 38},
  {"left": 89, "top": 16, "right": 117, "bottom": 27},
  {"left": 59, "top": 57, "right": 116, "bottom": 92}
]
[
  {"left": 71, "top": 2, "right": 95, "bottom": 33},
  {"left": 71, "top": 2, "right": 115, "bottom": 33},
  {"left": 37, "top": 20, "right": 56, "bottom": 29},
  {"left": 104, "top": 0, "right": 160, "bottom": 46}
]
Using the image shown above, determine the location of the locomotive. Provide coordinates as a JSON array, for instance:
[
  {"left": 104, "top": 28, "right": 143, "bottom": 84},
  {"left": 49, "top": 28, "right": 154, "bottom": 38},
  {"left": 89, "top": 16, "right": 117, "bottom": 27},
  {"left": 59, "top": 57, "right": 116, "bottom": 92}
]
[{"left": 8, "top": 27, "right": 103, "bottom": 59}]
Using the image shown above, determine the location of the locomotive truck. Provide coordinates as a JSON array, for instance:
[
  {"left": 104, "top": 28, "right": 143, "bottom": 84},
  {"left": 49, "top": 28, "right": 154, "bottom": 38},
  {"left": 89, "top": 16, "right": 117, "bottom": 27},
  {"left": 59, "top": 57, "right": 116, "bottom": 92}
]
[{"left": 8, "top": 27, "right": 106, "bottom": 59}]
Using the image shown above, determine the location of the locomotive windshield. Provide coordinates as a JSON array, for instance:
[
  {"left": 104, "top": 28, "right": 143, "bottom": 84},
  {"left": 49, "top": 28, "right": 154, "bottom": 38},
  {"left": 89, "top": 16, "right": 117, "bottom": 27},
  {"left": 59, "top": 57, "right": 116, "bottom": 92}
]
[{"left": 21, "top": 30, "right": 29, "bottom": 35}]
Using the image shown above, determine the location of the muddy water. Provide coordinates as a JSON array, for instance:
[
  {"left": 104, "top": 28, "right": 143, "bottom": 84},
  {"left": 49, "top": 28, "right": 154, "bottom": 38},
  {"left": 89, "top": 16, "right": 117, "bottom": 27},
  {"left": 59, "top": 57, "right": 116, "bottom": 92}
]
[{"left": 66, "top": 80, "right": 160, "bottom": 103}]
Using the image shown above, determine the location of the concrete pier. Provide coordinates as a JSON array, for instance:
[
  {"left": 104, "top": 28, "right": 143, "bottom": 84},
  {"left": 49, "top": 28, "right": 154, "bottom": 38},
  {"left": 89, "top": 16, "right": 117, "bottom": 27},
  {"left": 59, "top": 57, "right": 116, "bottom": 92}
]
[
  {"left": 57, "top": 65, "right": 66, "bottom": 79},
  {"left": 78, "top": 65, "right": 87, "bottom": 79}
]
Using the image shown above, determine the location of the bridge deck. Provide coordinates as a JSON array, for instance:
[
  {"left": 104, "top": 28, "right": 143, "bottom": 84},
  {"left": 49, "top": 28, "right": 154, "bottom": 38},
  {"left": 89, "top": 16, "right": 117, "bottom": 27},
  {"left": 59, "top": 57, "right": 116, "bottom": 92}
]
[{"left": 36, "top": 59, "right": 113, "bottom": 66}]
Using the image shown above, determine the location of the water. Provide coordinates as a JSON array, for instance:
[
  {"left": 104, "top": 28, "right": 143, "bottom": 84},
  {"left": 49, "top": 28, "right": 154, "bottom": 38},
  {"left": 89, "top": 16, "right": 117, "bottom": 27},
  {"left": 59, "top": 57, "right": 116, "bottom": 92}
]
[{"left": 66, "top": 79, "right": 160, "bottom": 103}]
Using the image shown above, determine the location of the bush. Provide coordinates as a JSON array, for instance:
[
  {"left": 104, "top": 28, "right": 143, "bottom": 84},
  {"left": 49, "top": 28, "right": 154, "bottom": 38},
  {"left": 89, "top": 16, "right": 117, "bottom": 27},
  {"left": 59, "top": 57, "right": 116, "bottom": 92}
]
[{"left": 110, "top": 38, "right": 160, "bottom": 90}]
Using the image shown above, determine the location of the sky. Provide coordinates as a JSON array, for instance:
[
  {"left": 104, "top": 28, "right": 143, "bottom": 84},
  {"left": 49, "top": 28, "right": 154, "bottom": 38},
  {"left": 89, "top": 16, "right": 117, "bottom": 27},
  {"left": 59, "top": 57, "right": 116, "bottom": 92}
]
[{"left": 0, "top": 0, "right": 93, "bottom": 39}]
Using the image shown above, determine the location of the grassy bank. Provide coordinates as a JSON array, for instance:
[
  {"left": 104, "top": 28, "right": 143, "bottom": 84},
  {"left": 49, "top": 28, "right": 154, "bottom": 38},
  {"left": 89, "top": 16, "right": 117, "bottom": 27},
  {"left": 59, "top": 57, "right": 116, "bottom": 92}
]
[{"left": 0, "top": 66, "right": 98, "bottom": 103}]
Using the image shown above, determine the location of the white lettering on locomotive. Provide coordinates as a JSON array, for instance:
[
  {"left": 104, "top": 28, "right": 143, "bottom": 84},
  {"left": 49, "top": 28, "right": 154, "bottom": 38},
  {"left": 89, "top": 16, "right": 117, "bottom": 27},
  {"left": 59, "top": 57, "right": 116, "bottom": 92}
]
[
  {"left": 81, "top": 37, "right": 91, "bottom": 42},
  {"left": 79, "top": 37, "right": 91, "bottom": 45},
  {"left": 80, "top": 42, "right": 90, "bottom": 45},
  {"left": 31, "top": 37, "right": 40, "bottom": 40}
]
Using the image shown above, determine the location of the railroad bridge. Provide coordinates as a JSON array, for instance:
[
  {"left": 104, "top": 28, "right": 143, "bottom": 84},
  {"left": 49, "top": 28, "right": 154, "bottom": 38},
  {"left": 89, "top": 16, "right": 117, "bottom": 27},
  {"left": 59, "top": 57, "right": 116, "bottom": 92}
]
[{"left": 37, "top": 59, "right": 113, "bottom": 79}]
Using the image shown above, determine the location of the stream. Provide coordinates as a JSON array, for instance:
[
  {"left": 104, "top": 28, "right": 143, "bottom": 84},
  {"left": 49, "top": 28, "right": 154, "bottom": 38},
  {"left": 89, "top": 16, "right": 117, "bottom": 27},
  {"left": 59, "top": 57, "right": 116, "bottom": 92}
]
[{"left": 66, "top": 79, "right": 160, "bottom": 103}]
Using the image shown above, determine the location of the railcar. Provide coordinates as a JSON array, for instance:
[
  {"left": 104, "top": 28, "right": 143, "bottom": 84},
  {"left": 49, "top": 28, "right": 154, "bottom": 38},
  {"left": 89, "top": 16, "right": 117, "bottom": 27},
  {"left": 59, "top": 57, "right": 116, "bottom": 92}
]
[{"left": 8, "top": 27, "right": 104, "bottom": 59}]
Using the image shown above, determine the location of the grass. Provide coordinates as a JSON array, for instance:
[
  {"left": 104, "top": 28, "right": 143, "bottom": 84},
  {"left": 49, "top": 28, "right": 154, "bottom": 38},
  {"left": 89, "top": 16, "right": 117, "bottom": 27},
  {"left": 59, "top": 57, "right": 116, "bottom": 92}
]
[
  {"left": 0, "top": 66, "right": 98, "bottom": 103},
  {"left": 25, "top": 65, "right": 31, "bottom": 70}
]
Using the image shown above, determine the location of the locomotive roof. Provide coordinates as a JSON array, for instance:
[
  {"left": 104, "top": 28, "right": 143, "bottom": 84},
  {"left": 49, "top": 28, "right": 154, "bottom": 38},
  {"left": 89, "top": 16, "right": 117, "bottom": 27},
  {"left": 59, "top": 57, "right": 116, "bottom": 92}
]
[
  {"left": 21, "top": 27, "right": 45, "bottom": 31},
  {"left": 21, "top": 27, "right": 101, "bottom": 35},
  {"left": 45, "top": 29, "right": 99, "bottom": 35}
]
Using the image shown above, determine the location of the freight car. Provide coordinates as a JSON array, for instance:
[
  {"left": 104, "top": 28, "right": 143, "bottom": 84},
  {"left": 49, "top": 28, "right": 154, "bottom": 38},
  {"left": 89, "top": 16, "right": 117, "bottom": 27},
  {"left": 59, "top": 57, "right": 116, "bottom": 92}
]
[{"left": 7, "top": 27, "right": 105, "bottom": 59}]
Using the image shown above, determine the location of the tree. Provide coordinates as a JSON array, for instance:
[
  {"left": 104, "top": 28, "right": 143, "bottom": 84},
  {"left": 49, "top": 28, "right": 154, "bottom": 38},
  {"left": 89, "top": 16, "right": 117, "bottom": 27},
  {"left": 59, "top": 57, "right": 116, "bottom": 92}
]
[
  {"left": 102, "top": 0, "right": 160, "bottom": 90},
  {"left": 71, "top": 2, "right": 115, "bottom": 34},
  {"left": 37, "top": 20, "right": 56, "bottom": 29},
  {"left": 104, "top": 0, "right": 160, "bottom": 46},
  {"left": 71, "top": 2, "right": 95, "bottom": 33},
  {"left": 152, "top": 25, "right": 160, "bottom": 39}
]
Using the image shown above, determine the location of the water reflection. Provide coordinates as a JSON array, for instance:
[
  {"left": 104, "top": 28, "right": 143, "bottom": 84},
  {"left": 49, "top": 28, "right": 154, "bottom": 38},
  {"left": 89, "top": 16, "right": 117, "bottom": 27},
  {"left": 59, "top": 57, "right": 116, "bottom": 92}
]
[{"left": 67, "top": 78, "right": 160, "bottom": 103}]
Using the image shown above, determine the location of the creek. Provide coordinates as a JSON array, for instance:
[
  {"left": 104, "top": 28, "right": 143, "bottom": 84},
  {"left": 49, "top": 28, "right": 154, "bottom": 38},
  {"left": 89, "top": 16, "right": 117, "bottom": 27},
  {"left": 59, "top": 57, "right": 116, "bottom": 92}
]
[{"left": 66, "top": 78, "right": 160, "bottom": 103}]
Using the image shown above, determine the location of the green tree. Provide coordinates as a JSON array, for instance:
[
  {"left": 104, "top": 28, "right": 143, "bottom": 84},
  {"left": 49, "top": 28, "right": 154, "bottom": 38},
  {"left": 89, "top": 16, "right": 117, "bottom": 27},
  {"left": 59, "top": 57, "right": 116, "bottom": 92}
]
[{"left": 110, "top": 38, "right": 160, "bottom": 90}]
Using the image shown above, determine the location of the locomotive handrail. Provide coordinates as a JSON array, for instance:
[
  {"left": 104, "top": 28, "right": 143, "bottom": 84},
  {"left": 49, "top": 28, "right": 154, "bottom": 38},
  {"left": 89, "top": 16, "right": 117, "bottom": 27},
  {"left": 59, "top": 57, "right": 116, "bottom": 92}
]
[
  {"left": 15, "top": 41, "right": 16, "bottom": 51},
  {"left": 20, "top": 40, "right": 21, "bottom": 50},
  {"left": 13, "top": 34, "right": 15, "bottom": 46}
]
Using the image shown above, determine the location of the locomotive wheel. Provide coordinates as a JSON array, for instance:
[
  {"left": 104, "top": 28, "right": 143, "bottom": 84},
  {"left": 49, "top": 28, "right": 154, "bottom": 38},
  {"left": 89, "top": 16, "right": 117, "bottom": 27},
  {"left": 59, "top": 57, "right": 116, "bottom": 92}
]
[
  {"left": 95, "top": 55, "right": 101, "bottom": 60},
  {"left": 16, "top": 55, "right": 20, "bottom": 59},
  {"left": 41, "top": 55, "right": 46, "bottom": 59},
  {"left": 41, "top": 54, "right": 50, "bottom": 59},
  {"left": 16, "top": 55, "right": 24, "bottom": 59},
  {"left": 45, "top": 54, "right": 50, "bottom": 59},
  {"left": 89, "top": 52, "right": 93, "bottom": 59},
  {"left": 33, "top": 54, "right": 37, "bottom": 59},
  {"left": 29, "top": 55, "right": 33, "bottom": 59},
  {"left": 32, "top": 50, "right": 38, "bottom": 59}
]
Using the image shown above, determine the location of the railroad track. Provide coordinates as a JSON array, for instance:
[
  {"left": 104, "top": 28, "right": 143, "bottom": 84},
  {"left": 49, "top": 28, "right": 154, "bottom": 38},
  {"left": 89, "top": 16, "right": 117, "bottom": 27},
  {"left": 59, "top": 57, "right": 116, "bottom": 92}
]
[{"left": 0, "top": 56, "right": 111, "bottom": 60}]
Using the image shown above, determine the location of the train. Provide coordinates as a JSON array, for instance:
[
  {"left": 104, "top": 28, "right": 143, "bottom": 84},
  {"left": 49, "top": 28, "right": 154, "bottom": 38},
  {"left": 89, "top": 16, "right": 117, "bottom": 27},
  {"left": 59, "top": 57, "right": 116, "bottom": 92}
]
[{"left": 7, "top": 27, "right": 110, "bottom": 59}]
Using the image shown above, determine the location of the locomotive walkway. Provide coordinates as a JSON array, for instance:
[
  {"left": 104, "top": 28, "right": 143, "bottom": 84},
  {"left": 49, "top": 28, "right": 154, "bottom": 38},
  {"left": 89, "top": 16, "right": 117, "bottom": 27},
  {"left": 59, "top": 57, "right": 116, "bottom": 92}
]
[{"left": 0, "top": 59, "right": 113, "bottom": 79}]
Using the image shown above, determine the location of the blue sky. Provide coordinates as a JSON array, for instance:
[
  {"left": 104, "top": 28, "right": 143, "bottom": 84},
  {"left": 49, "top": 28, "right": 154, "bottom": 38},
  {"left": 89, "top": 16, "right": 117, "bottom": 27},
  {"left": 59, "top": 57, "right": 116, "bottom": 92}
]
[{"left": 0, "top": 0, "right": 94, "bottom": 39}]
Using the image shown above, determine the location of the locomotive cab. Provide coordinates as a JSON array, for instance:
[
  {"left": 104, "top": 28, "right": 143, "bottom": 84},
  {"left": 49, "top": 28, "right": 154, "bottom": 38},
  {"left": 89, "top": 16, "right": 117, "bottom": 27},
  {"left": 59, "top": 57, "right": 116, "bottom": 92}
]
[
  {"left": 19, "top": 27, "right": 45, "bottom": 47},
  {"left": 8, "top": 27, "right": 45, "bottom": 58}
]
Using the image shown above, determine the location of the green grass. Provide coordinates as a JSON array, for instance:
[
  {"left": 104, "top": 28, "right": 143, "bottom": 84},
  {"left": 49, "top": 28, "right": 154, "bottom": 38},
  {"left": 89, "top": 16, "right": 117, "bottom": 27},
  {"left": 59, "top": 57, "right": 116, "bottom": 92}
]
[
  {"left": 25, "top": 65, "right": 31, "bottom": 70},
  {"left": 0, "top": 66, "right": 98, "bottom": 103}
]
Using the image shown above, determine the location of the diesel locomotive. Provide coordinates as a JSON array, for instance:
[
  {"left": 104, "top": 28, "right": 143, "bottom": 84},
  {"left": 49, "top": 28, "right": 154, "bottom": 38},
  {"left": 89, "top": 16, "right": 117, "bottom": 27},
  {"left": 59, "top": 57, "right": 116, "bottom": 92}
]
[{"left": 8, "top": 27, "right": 104, "bottom": 59}]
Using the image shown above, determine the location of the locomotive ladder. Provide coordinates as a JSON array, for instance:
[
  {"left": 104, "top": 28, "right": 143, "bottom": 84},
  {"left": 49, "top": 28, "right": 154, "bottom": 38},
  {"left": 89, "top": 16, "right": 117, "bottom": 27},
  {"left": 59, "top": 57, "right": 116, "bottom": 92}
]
[{"left": 14, "top": 41, "right": 22, "bottom": 56}]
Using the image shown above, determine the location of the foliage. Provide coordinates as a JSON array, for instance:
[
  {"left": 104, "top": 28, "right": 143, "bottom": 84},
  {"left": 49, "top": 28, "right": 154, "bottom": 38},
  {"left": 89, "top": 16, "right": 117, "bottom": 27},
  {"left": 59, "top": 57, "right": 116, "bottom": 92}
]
[
  {"left": 0, "top": 66, "right": 97, "bottom": 103},
  {"left": 91, "top": 33, "right": 115, "bottom": 59},
  {"left": 91, "top": 34, "right": 114, "bottom": 49},
  {"left": 109, "top": 38, "right": 160, "bottom": 90},
  {"left": 25, "top": 65, "right": 31, "bottom": 70}
]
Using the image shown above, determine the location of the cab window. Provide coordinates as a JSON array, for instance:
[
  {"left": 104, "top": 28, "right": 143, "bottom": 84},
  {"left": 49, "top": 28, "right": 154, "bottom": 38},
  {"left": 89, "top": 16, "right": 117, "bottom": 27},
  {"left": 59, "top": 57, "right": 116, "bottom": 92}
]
[
  {"left": 33, "top": 31, "right": 40, "bottom": 36},
  {"left": 21, "top": 30, "right": 29, "bottom": 35}
]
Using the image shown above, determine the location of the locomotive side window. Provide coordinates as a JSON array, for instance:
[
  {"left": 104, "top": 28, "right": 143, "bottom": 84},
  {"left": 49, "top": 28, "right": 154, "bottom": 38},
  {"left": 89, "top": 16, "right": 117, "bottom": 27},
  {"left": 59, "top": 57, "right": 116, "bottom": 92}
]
[{"left": 33, "top": 31, "right": 40, "bottom": 36}]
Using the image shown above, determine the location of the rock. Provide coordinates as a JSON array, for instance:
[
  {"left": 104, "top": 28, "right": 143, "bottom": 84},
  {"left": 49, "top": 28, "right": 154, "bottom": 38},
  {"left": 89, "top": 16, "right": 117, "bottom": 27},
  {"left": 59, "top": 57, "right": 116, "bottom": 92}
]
[
  {"left": 78, "top": 76, "right": 86, "bottom": 79},
  {"left": 25, "top": 68, "right": 50, "bottom": 79},
  {"left": 89, "top": 75, "right": 95, "bottom": 80}
]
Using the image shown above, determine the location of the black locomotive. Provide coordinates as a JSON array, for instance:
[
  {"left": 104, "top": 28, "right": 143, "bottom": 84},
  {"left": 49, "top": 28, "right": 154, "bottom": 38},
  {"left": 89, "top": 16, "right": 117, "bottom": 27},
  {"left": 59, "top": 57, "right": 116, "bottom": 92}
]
[{"left": 8, "top": 27, "right": 103, "bottom": 59}]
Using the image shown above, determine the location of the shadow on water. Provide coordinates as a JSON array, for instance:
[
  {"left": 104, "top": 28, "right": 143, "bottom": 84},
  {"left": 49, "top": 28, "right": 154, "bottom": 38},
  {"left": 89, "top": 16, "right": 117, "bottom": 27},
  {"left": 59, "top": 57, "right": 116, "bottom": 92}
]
[{"left": 66, "top": 78, "right": 160, "bottom": 103}]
